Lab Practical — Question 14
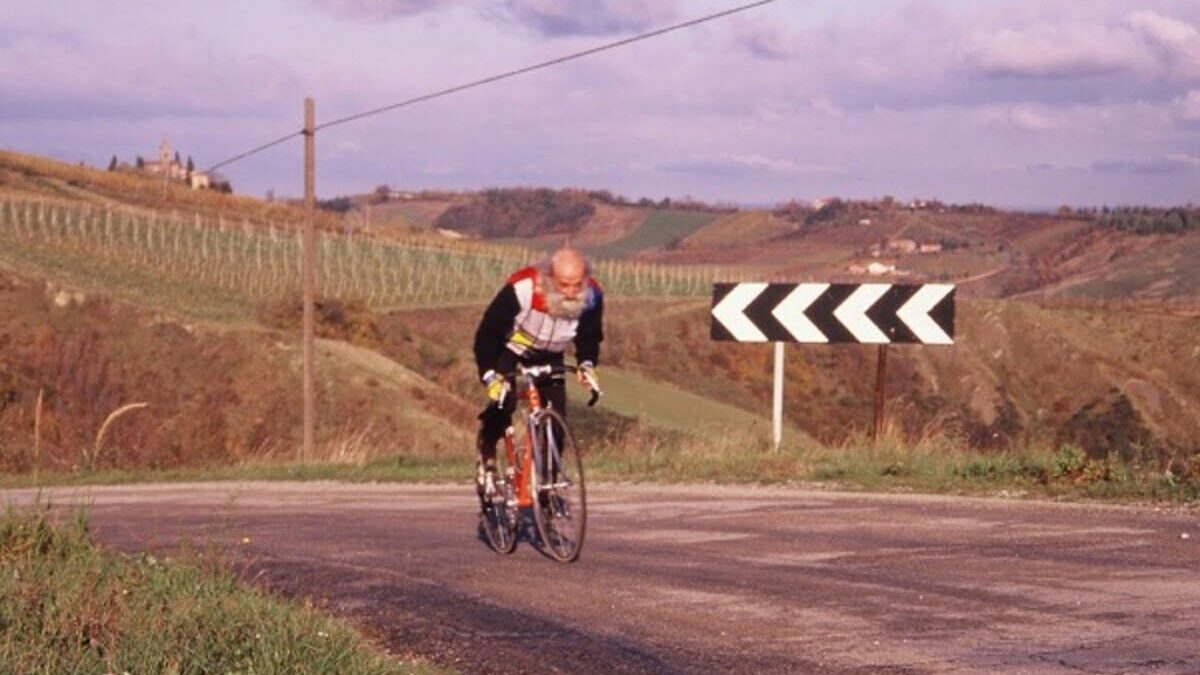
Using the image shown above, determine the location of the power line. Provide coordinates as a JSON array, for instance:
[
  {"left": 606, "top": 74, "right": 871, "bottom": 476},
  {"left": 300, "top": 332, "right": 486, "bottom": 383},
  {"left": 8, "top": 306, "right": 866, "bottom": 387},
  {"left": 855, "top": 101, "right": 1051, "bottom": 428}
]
[
  {"left": 205, "top": 130, "right": 301, "bottom": 174},
  {"left": 317, "top": 0, "right": 781, "bottom": 131},
  {"left": 203, "top": 0, "right": 781, "bottom": 174}
]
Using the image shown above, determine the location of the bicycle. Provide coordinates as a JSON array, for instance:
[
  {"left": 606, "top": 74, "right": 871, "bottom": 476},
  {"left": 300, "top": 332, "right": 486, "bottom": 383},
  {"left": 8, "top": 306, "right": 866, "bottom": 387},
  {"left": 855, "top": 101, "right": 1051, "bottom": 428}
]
[{"left": 477, "top": 363, "right": 600, "bottom": 563}]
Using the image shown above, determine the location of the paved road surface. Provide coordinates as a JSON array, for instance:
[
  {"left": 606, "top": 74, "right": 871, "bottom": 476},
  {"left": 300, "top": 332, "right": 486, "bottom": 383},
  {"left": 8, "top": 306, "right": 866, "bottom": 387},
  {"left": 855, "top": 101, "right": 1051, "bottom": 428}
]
[{"left": 4, "top": 482, "right": 1198, "bottom": 674}]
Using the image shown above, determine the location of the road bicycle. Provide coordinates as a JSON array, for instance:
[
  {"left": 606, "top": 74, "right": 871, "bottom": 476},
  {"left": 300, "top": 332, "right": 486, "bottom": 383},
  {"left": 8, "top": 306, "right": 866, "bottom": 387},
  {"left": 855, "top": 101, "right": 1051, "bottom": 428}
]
[{"left": 477, "top": 363, "right": 599, "bottom": 563}]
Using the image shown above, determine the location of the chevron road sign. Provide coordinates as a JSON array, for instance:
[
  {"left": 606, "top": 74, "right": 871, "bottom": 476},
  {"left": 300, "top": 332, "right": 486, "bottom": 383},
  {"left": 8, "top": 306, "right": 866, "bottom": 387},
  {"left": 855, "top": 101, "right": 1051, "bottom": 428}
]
[
  {"left": 710, "top": 283, "right": 955, "bottom": 345},
  {"left": 711, "top": 282, "right": 956, "bottom": 450}
]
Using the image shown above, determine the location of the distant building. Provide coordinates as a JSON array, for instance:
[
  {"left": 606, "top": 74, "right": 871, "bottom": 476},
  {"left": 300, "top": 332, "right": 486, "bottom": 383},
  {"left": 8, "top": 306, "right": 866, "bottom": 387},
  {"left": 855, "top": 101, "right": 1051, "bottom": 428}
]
[
  {"left": 919, "top": 243, "right": 943, "bottom": 254},
  {"left": 132, "top": 138, "right": 212, "bottom": 190},
  {"left": 887, "top": 239, "right": 919, "bottom": 254},
  {"left": 142, "top": 139, "right": 187, "bottom": 181},
  {"left": 848, "top": 261, "right": 899, "bottom": 276}
]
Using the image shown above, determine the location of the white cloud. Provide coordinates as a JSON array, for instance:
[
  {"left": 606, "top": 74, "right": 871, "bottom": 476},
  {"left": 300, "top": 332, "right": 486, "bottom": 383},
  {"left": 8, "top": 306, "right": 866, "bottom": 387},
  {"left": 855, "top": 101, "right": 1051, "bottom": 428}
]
[
  {"left": 305, "top": 0, "right": 455, "bottom": 20},
  {"left": 1129, "top": 10, "right": 1200, "bottom": 51},
  {"left": 1174, "top": 89, "right": 1200, "bottom": 123},
  {"left": 980, "top": 105, "right": 1060, "bottom": 131},
  {"left": 966, "top": 25, "right": 1146, "bottom": 79},
  {"left": 0, "top": 30, "right": 298, "bottom": 120},
  {"left": 1128, "top": 10, "right": 1200, "bottom": 81},
  {"left": 733, "top": 20, "right": 793, "bottom": 61},
  {"left": 495, "top": 0, "right": 677, "bottom": 37}
]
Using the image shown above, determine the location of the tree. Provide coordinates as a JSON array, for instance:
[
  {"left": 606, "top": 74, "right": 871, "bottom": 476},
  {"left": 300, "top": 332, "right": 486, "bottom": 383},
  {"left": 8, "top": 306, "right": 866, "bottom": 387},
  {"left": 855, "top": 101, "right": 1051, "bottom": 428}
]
[
  {"left": 135, "top": 155, "right": 145, "bottom": 169},
  {"left": 373, "top": 184, "right": 391, "bottom": 204},
  {"left": 186, "top": 156, "right": 195, "bottom": 174},
  {"left": 174, "top": 150, "right": 181, "bottom": 165},
  {"left": 107, "top": 155, "right": 118, "bottom": 171}
]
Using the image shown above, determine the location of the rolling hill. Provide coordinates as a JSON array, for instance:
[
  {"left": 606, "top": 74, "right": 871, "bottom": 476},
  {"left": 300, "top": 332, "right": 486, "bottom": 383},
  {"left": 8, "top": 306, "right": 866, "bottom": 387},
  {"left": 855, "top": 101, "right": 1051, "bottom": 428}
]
[{"left": 0, "top": 148, "right": 1196, "bottom": 478}]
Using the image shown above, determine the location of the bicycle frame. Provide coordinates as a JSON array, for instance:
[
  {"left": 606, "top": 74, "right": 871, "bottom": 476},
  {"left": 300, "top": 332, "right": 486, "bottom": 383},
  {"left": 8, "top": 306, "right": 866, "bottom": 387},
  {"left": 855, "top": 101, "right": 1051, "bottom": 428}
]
[
  {"left": 496, "top": 363, "right": 599, "bottom": 511},
  {"left": 502, "top": 384, "right": 542, "bottom": 509}
]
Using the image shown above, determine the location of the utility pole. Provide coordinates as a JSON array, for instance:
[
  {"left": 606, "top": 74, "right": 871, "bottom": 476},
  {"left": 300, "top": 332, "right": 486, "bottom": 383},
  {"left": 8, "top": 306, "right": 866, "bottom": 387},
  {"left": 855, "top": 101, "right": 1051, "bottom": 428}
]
[{"left": 302, "top": 98, "right": 316, "bottom": 461}]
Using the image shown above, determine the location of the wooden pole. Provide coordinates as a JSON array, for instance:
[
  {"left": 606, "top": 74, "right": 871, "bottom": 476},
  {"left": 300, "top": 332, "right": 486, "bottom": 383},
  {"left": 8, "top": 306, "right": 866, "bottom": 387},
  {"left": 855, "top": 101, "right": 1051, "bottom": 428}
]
[
  {"left": 872, "top": 344, "right": 888, "bottom": 443},
  {"left": 302, "top": 98, "right": 316, "bottom": 462},
  {"left": 773, "top": 342, "right": 784, "bottom": 452}
]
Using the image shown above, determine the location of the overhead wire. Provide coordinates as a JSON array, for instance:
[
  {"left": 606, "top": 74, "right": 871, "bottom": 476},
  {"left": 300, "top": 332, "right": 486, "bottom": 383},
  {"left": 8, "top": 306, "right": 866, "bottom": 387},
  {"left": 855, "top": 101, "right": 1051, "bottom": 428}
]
[
  {"left": 205, "top": 131, "right": 302, "bottom": 174},
  {"left": 203, "top": 0, "right": 782, "bottom": 174},
  {"left": 316, "top": 0, "right": 781, "bottom": 131}
]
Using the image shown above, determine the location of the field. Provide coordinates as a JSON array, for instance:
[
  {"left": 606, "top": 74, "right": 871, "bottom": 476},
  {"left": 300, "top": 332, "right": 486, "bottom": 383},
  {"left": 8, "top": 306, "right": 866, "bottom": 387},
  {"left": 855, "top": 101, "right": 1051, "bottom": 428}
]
[
  {"left": 0, "top": 197, "right": 727, "bottom": 321},
  {"left": 588, "top": 209, "right": 720, "bottom": 259}
]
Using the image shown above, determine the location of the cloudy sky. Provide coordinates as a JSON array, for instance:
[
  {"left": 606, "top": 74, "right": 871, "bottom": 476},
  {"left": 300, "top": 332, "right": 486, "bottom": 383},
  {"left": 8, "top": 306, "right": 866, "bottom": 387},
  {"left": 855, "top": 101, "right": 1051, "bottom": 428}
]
[{"left": 3, "top": 0, "right": 1199, "bottom": 207}]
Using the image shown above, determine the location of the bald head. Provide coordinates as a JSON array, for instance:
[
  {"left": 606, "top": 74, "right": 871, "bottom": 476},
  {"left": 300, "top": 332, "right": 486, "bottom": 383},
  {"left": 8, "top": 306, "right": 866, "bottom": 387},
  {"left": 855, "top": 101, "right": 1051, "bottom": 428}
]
[
  {"left": 547, "top": 247, "right": 589, "bottom": 304},
  {"left": 551, "top": 247, "right": 587, "bottom": 281}
]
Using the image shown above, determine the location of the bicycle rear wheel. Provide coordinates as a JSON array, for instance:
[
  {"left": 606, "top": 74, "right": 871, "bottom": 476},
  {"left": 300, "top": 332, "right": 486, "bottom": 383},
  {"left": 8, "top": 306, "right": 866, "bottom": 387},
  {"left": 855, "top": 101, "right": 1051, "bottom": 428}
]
[
  {"left": 478, "top": 432, "right": 518, "bottom": 555},
  {"left": 531, "top": 409, "right": 587, "bottom": 562}
]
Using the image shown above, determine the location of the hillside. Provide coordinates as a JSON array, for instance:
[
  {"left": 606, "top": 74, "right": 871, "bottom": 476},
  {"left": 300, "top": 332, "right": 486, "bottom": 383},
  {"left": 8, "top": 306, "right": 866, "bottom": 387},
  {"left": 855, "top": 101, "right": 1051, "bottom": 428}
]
[
  {"left": 331, "top": 183, "right": 1200, "bottom": 304},
  {"left": 0, "top": 150, "right": 342, "bottom": 231},
  {"left": 379, "top": 299, "right": 1200, "bottom": 458},
  {"left": 0, "top": 149, "right": 1196, "bottom": 478}
]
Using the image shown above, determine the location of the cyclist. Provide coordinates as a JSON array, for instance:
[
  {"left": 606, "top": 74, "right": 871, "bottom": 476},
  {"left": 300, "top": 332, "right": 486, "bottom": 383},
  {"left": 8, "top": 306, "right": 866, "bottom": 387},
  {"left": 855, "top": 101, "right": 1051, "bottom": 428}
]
[{"left": 473, "top": 247, "right": 604, "bottom": 496}]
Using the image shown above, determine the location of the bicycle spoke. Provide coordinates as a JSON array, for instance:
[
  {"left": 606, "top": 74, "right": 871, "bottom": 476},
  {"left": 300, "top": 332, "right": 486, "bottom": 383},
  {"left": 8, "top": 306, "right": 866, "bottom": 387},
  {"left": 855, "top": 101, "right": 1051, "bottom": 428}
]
[{"left": 531, "top": 410, "right": 587, "bottom": 562}]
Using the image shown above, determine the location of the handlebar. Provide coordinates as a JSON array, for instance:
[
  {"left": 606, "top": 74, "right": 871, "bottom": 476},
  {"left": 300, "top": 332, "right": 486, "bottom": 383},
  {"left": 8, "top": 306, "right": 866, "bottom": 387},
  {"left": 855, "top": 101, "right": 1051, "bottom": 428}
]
[{"left": 498, "top": 364, "right": 603, "bottom": 408}]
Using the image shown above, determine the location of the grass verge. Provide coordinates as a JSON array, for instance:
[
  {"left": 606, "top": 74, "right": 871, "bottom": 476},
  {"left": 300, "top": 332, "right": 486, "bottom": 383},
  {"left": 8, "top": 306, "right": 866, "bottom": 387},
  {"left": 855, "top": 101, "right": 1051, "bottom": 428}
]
[
  {"left": 584, "top": 425, "right": 1200, "bottom": 503},
  {"left": 4, "top": 427, "right": 1198, "bottom": 504},
  {"left": 0, "top": 503, "right": 441, "bottom": 674}
]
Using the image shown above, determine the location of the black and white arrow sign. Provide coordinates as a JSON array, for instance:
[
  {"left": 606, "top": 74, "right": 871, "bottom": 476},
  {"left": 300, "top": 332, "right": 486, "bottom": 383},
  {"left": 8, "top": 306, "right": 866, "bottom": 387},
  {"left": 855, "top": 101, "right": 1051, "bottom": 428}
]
[{"left": 711, "top": 283, "right": 955, "bottom": 345}]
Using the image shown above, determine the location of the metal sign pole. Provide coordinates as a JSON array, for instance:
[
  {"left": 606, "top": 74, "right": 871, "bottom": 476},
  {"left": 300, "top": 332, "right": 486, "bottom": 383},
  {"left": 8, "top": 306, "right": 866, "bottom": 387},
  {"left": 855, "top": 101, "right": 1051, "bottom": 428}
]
[{"left": 773, "top": 341, "right": 784, "bottom": 451}]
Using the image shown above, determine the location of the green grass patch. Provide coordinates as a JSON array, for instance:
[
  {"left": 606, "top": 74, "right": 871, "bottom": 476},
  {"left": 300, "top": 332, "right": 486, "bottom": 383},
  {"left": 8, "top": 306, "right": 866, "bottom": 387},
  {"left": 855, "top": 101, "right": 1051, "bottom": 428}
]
[
  {"left": 0, "top": 455, "right": 469, "bottom": 490},
  {"left": 597, "top": 368, "right": 771, "bottom": 433},
  {"left": 0, "top": 503, "right": 442, "bottom": 674},
  {"left": 5, "top": 431, "right": 1198, "bottom": 504},
  {"left": 582, "top": 424, "right": 1200, "bottom": 503},
  {"left": 590, "top": 209, "right": 718, "bottom": 259}
]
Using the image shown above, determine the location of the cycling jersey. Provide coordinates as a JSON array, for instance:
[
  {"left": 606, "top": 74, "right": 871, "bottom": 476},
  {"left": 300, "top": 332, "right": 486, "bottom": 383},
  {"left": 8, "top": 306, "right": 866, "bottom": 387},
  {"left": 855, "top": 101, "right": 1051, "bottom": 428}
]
[{"left": 474, "top": 264, "right": 604, "bottom": 380}]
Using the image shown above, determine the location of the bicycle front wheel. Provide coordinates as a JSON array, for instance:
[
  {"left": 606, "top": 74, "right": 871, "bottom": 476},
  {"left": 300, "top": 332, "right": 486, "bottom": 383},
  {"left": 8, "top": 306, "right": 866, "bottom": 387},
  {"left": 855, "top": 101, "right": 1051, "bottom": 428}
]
[{"left": 531, "top": 409, "right": 587, "bottom": 562}]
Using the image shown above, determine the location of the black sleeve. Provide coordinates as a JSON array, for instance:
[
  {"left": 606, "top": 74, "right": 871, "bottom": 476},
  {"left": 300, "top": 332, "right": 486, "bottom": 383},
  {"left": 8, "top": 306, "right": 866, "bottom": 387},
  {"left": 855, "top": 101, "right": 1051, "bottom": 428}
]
[
  {"left": 574, "top": 291, "right": 604, "bottom": 366},
  {"left": 474, "top": 284, "right": 520, "bottom": 379}
]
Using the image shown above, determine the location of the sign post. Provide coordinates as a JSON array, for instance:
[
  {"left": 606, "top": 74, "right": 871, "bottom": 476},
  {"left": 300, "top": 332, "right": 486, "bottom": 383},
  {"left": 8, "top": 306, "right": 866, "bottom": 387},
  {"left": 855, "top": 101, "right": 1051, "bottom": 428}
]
[
  {"left": 773, "top": 341, "right": 784, "bottom": 451},
  {"left": 712, "top": 283, "right": 955, "bottom": 444},
  {"left": 873, "top": 344, "right": 888, "bottom": 442}
]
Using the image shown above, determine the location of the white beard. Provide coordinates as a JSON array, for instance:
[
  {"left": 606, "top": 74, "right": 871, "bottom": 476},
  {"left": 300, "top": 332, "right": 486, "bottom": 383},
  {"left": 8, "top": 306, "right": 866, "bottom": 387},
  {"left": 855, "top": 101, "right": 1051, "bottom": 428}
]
[{"left": 543, "top": 281, "right": 586, "bottom": 320}]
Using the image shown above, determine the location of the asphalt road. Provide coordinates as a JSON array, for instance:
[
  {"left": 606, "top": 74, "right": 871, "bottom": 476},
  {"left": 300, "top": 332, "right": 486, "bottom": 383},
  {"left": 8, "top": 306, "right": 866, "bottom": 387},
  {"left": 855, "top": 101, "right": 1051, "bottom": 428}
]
[{"left": 4, "top": 482, "right": 1198, "bottom": 674}]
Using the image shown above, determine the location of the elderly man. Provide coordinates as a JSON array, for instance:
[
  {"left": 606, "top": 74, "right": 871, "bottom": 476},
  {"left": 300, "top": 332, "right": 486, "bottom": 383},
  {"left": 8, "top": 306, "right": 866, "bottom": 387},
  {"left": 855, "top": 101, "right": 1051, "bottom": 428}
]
[{"left": 473, "top": 247, "right": 604, "bottom": 484}]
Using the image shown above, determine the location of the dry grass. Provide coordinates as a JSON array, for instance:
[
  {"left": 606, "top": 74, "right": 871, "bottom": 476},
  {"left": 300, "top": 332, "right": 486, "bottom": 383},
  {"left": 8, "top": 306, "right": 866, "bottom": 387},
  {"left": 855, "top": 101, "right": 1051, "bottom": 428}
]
[{"left": 89, "top": 402, "right": 150, "bottom": 470}]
